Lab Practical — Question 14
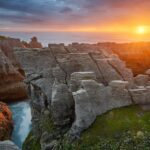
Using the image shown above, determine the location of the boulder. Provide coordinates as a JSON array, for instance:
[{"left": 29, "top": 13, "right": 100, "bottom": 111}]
[
  {"left": 0, "top": 140, "right": 20, "bottom": 150},
  {"left": 129, "top": 88, "right": 148, "bottom": 104},
  {"left": 134, "top": 74, "right": 150, "bottom": 86},
  {"left": 70, "top": 79, "right": 132, "bottom": 136},
  {"left": 70, "top": 72, "right": 96, "bottom": 92},
  {"left": 70, "top": 89, "right": 96, "bottom": 136},
  {"left": 109, "top": 80, "right": 129, "bottom": 89},
  {"left": 51, "top": 80, "right": 74, "bottom": 126},
  {"left": 145, "top": 69, "right": 150, "bottom": 76}
]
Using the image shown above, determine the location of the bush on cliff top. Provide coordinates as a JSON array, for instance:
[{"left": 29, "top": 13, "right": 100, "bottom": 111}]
[{"left": 0, "top": 35, "right": 9, "bottom": 40}]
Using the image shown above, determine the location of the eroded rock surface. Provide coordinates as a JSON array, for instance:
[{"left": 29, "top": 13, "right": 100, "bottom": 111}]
[
  {"left": 14, "top": 43, "right": 150, "bottom": 149},
  {"left": 0, "top": 36, "right": 25, "bottom": 74},
  {"left": 0, "top": 49, "right": 27, "bottom": 101},
  {"left": 97, "top": 42, "right": 150, "bottom": 75}
]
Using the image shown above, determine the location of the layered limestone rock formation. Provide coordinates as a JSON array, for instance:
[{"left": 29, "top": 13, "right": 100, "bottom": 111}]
[
  {"left": 14, "top": 43, "right": 150, "bottom": 149},
  {"left": 0, "top": 49, "right": 27, "bottom": 101},
  {"left": 97, "top": 42, "right": 150, "bottom": 75},
  {"left": 0, "top": 36, "right": 24, "bottom": 73},
  {"left": 0, "top": 102, "right": 13, "bottom": 140}
]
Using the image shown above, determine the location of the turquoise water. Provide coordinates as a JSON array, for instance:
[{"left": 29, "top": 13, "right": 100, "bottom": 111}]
[{"left": 9, "top": 101, "right": 32, "bottom": 148}]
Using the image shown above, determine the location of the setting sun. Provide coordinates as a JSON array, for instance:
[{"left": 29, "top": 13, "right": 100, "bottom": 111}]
[{"left": 136, "top": 26, "right": 147, "bottom": 34}]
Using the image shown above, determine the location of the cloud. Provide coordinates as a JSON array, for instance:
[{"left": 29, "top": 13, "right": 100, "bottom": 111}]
[
  {"left": 1, "top": 0, "right": 150, "bottom": 30},
  {"left": 60, "top": 7, "right": 73, "bottom": 13}
]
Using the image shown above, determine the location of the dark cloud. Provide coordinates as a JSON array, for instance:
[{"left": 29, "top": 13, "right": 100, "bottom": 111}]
[
  {"left": 60, "top": 7, "right": 73, "bottom": 13},
  {"left": 0, "top": 13, "right": 43, "bottom": 24}
]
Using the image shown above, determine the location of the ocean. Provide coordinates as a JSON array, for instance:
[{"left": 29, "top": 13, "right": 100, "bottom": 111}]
[{"left": 1, "top": 31, "right": 148, "bottom": 47}]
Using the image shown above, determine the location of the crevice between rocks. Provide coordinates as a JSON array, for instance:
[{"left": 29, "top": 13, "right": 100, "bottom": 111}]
[
  {"left": 88, "top": 53, "right": 108, "bottom": 86},
  {"left": 107, "top": 60, "right": 135, "bottom": 104},
  {"left": 49, "top": 48, "right": 69, "bottom": 86}
]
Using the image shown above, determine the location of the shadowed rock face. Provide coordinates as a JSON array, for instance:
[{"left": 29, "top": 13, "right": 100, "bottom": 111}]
[
  {"left": 14, "top": 43, "right": 150, "bottom": 149},
  {"left": 0, "top": 49, "right": 27, "bottom": 102},
  {"left": 0, "top": 102, "right": 13, "bottom": 140}
]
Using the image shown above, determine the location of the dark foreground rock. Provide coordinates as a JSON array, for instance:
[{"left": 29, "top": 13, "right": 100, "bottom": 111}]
[{"left": 0, "top": 102, "right": 13, "bottom": 140}]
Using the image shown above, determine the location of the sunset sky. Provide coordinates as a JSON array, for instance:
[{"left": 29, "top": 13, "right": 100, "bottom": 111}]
[{"left": 0, "top": 0, "right": 150, "bottom": 34}]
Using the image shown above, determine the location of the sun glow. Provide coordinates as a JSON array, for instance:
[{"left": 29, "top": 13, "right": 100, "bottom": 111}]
[{"left": 136, "top": 26, "right": 147, "bottom": 34}]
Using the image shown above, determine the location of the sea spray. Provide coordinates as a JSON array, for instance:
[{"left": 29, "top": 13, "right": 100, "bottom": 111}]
[{"left": 9, "top": 101, "right": 32, "bottom": 148}]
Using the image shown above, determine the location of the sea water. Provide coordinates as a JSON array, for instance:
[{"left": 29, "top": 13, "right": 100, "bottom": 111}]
[{"left": 9, "top": 100, "right": 32, "bottom": 148}]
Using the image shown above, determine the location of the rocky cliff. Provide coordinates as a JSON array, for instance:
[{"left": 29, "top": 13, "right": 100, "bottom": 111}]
[
  {"left": 97, "top": 42, "right": 150, "bottom": 75},
  {"left": 0, "top": 49, "right": 27, "bottom": 102},
  {"left": 14, "top": 43, "right": 150, "bottom": 150},
  {"left": 0, "top": 35, "right": 43, "bottom": 75},
  {"left": 0, "top": 36, "right": 25, "bottom": 73}
]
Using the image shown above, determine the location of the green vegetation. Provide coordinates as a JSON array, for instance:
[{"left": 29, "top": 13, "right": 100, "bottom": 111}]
[
  {"left": 58, "top": 132, "right": 150, "bottom": 150},
  {"left": 0, "top": 35, "right": 9, "bottom": 40},
  {"left": 81, "top": 105, "right": 150, "bottom": 140},
  {"left": 22, "top": 112, "right": 56, "bottom": 150},
  {"left": 22, "top": 131, "right": 41, "bottom": 150},
  {"left": 57, "top": 105, "right": 150, "bottom": 150},
  {"left": 23, "top": 106, "right": 150, "bottom": 150},
  {"left": 39, "top": 112, "right": 56, "bottom": 133}
]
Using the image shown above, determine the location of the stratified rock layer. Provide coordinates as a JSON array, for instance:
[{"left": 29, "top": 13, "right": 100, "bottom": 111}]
[
  {"left": 0, "top": 36, "right": 24, "bottom": 71},
  {"left": 97, "top": 42, "right": 150, "bottom": 75},
  {"left": 14, "top": 43, "right": 150, "bottom": 149},
  {"left": 0, "top": 49, "right": 27, "bottom": 101}
]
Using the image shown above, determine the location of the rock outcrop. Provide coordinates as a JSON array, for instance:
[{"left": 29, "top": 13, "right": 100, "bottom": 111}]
[
  {"left": 14, "top": 43, "right": 150, "bottom": 149},
  {"left": 29, "top": 37, "right": 42, "bottom": 48},
  {"left": 0, "top": 140, "right": 20, "bottom": 150},
  {"left": 0, "top": 49, "right": 27, "bottom": 102},
  {"left": 0, "top": 36, "right": 24, "bottom": 72},
  {"left": 0, "top": 102, "right": 13, "bottom": 140}
]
